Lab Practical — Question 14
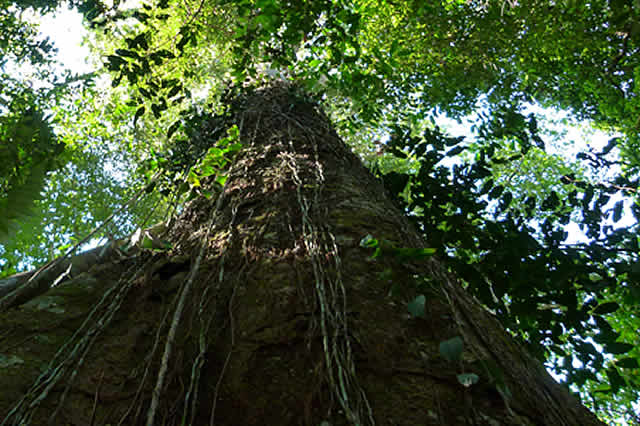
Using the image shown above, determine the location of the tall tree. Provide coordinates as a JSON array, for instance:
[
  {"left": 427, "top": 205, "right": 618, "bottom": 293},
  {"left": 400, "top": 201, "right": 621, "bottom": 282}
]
[
  {"left": 1, "top": 0, "right": 639, "bottom": 423},
  {"left": 0, "top": 83, "right": 604, "bottom": 425}
]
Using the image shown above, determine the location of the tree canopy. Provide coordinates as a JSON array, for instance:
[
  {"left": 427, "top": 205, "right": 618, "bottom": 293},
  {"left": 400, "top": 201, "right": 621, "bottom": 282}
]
[{"left": 1, "top": 0, "right": 639, "bottom": 422}]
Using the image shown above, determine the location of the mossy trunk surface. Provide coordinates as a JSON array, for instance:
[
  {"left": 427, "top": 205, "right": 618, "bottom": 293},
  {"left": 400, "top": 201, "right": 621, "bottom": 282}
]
[{"left": 0, "top": 84, "right": 603, "bottom": 425}]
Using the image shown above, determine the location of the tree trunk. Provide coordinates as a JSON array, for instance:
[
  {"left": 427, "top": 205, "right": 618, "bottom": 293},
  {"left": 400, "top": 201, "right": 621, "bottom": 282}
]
[{"left": 0, "top": 84, "right": 603, "bottom": 426}]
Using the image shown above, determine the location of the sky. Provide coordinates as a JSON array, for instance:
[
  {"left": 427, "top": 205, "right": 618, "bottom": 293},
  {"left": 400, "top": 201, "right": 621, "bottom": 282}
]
[{"left": 31, "top": 4, "right": 92, "bottom": 74}]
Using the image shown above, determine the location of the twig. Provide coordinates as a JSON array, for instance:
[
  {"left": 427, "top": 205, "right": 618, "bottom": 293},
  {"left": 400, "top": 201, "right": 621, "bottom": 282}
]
[
  {"left": 146, "top": 207, "right": 216, "bottom": 426},
  {"left": 89, "top": 369, "right": 105, "bottom": 426},
  {"left": 209, "top": 283, "right": 237, "bottom": 426}
]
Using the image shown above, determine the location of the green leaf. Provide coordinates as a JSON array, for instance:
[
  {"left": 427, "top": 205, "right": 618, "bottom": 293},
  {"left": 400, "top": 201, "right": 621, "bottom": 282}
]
[
  {"left": 141, "top": 234, "right": 172, "bottom": 251},
  {"left": 134, "top": 106, "right": 145, "bottom": 127},
  {"left": 156, "top": 49, "right": 175, "bottom": 59},
  {"left": 605, "top": 341, "right": 635, "bottom": 355},
  {"left": 439, "top": 336, "right": 464, "bottom": 362},
  {"left": 488, "top": 185, "right": 504, "bottom": 199},
  {"left": 593, "top": 302, "right": 620, "bottom": 315},
  {"left": 550, "top": 345, "right": 567, "bottom": 358},
  {"left": 135, "top": 33, "right": 149, "bottom": 50},
  {"left": 151, "top": 103, "right": 162, "bottom": 119},
  {"left": 605, "top": 367, "right": 625, "bottom": 394},
  {"left": 393, "top": 247, "right": 436, "bottom": 261},
  {"left": 133, "top": 11, "right": 151, "bottom": 22},
  {"left": 227, "top": 143, "right": 243, "bottom": 152},
  {"left": 541, "top": 191, "right": 560, "bottom": 210},
  {"left": 612, "top": 200, "right": 623, "bottom": 223},
  {"left": 383, "top": 171, "right": 409, "bottom": 196},
  {"left": 115, "top": 49, "right": 139, "bottom": 59},
  {"left": 141, "top": 235, "right": 155, "bottom": 249},
  {"left": 616, "top": 357, "right": 639, "bottom": 369},
  {"left": 216, "top": 174, "right": 228, "bottom": 187},
  {"left": 359, "top": 234, "right": 378, "bottom": 248},
  {"left": 167, "top": 84, "right": 182, "bottom": 98},
  {"left": 500, "top": 192, "right": 513, "bottom": 208},
  {"left": 407, "top": 295, "right": 426, "bottom": 318},
  {"left": 177, "top": 35, "right": 189, "bottom": 52},
  {"left": 112, "top": 73, "right": 123, "bottom": 87},
  {"left": 139, "top": 87, "right": 152, "bottom": 99},
  {"left": 198, "top": 165, "right": 216, "bottom": 178},
  {"left": 150, "top": 52, "right": 163, "bottom": 65},
  {"left": 446, "top": 145, "right": 464, "bottom": 156},
  {"left": 167, "top": 121, "right": 180, "bottom": 139},
  {"left": 457, "top": 373, "right": 479, "bottom": 387},
  {"left": 106, "top": 55, "right": 126, "bottom": 70}
]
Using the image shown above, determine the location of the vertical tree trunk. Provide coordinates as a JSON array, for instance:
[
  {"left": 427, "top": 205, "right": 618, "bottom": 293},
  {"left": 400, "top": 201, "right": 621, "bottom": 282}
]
[{"left": 0, "top": 84, "right": 603, "bottom": 425}]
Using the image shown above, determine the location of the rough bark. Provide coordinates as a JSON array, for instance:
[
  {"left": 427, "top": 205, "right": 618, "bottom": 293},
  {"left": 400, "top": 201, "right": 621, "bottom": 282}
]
[{"left": 0, "top": 84, "right": 603, "bottom": 425}]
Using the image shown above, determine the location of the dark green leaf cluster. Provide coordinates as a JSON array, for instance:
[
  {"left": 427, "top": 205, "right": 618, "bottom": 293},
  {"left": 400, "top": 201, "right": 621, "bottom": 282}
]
[
  {"left": 2, "top": 0, "right": 75, "bottom": 72},
  {"left": 137, "top": 86, "right": 248, "bottom": 197},
  {"left": 104, "top": 0, "right": 190, "bottom": 121},
  {"left": 380, "top": 120, "right": 639, "bottom": 409},
  {"left": 0, "top": 98, "right": 65, "bottom": 242},
  {"left": 229, "top": 0, "right": 343, "bottom": 79},
  {"left": 107, "top": 46, "right": 185, "bottom": 120}
]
